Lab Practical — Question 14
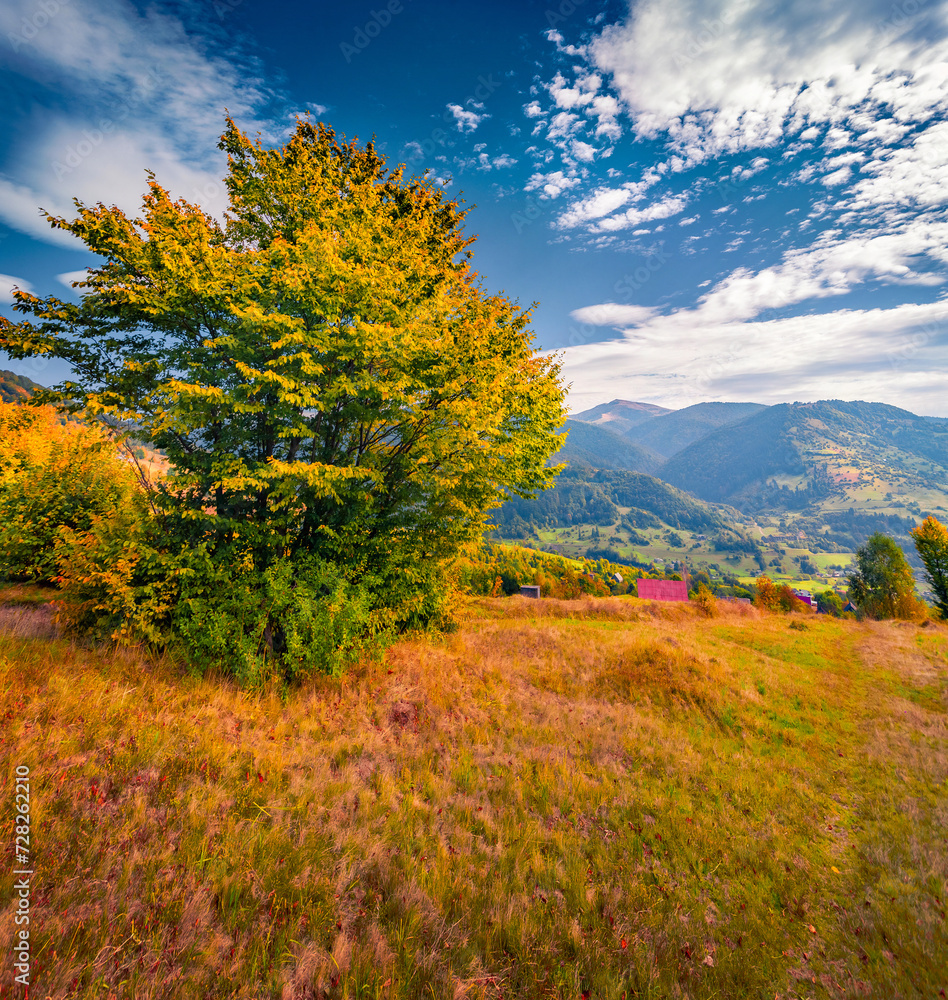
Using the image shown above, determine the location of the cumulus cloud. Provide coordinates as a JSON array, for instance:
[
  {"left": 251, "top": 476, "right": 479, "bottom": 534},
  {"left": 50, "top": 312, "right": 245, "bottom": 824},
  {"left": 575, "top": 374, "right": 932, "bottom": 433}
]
[
  {"left": 525, "top": 170, "right": 582, "bottom": 199},
  {"left": 588, "top": 0, "right": 948, "bottom": 162},
  {"left": 594, "top": 192, "right": 690, "bottom": 231},
  {"left": 447, "top": 103, "right": 489, "bottom": 133}
]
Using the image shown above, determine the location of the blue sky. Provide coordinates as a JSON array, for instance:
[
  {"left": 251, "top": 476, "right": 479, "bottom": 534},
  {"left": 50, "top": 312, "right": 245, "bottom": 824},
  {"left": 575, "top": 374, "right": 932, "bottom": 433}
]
[{"left": 1, "top": 0, "right": 947, "bottom": 415}]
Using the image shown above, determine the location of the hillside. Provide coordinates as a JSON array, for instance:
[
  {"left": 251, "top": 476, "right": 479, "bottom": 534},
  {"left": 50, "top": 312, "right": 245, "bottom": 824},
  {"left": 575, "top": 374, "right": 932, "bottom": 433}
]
[
  {"left": 2, "top": 589, "right": 945, "bottom": 999},
  {"left": 569, "top": 398, "right": 672, "bottom": 436},
  {"left": 0, "top": 368, "right": 43, "bottom": 403},
  {"left": 549, "top": 418, "right": 663, "bottom": 474},
  {"left": 658, "top": 399, "right": 948, "bottom": 518},
  {"left": 623, "top": 401, "right": 768, "bottom": 457}
]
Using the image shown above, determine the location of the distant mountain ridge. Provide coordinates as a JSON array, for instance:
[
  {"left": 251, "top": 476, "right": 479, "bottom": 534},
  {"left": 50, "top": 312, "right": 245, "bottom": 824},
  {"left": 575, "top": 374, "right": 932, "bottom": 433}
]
[
  {"left": 570, "top": 399, "right": 671, "bottom": 436},
  {"left": 0, "top": 369, "right": 43, "bottom": 404},
  {"left": 624, "top": 401, "right": 768, "bottom": 457},
  {"left": 550, "top": 419, "right": 662, "bottom": 474},
  {"left": 567, "top": 398, "right": 948, "bottom": 519},
  {"left": 659, "top": 399, "right": 948, "bottom": 512}
]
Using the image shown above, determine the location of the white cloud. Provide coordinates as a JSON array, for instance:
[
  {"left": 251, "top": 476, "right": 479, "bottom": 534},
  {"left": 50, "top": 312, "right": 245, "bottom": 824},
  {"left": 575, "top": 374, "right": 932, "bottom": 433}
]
[
  {"left": 556, "top": 184, "right": 639, "bottom": 228},
  {"left": 57, "top": 270, "right": 91, "bottom": 288},
  {"left": 0, "top": 274, "right": 34, "bottom": 305},
  {"left": 446, "top": 103, "right": 489, "bottom": 133},
  {"left": 594, "top": 193, "right": 690, "bottom": 232},
  {"left": 571, "top": 303, "right": 659, "bottom": 327},
  {"left": 477, "top": 152, "right": 518, "bottom": 171},
  {"left": 0, "top": 0, "right": 286, "bottom": 245},
  {"left": 548, "top": 71, "right": 601, "bottom": 110},
  {"left": 846, "top": 121, "right": 948, "bottom": 210},
  {"left": 821, "top": 165, "right": 853, "bottom": 186},
  {"left": 525, "top": 170, "right": 582, "bottom": 200},
  {"left": 588, "top": 0, "right": 948, "bottom": 164},
  {"left": 679, "top": 215, "right": 699, "bottom": 225},
  {"left": 546, "top": 111, "right": 583, "bottom": 141},
  {"left": 571, "top": 140, "right": 597, "bottom": 162}
]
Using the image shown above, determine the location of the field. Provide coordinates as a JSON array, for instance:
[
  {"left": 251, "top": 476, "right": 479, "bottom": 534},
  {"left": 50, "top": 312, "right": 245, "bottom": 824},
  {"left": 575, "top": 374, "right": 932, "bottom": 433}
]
[{"left": 1, "top": 590, "right": 947, "bottom": 999}]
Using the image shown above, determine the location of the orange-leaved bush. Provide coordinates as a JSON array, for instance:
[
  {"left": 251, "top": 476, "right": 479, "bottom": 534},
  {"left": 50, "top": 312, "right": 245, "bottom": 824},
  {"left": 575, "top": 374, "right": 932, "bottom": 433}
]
[{"left": 0, "top": 401, "right": 143, "bottom": 583}]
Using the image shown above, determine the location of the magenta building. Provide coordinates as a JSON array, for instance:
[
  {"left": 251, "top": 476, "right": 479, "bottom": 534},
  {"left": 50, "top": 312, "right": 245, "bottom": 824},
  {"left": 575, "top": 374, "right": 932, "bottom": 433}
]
[{"left": 636, "top": 579, "right": 689, "bottom": 602}]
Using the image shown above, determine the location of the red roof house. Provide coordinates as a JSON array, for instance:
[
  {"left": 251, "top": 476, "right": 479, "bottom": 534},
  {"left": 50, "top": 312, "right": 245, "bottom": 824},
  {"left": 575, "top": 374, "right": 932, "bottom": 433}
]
[{"left": 636, "top": 579, "right": 689, "bottom": 602}]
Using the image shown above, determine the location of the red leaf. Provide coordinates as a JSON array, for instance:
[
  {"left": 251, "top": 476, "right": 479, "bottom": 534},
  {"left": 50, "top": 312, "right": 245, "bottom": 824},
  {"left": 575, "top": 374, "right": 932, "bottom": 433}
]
[{"left": 621, "top": 937, "right": 627, "bottom": 949}]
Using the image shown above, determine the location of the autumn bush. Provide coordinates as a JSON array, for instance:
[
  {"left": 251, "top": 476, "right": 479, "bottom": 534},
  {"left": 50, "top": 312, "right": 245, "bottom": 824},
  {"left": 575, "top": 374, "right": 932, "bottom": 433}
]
[{"left": 0, "top": 401, "right": 141, "bottom": 582}]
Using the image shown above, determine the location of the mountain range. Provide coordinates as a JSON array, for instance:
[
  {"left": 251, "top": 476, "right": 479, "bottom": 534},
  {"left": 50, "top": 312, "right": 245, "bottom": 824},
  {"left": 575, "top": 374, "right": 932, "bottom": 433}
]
[{"left": 562, "top": 397, "right": 948, "bottom": 520}]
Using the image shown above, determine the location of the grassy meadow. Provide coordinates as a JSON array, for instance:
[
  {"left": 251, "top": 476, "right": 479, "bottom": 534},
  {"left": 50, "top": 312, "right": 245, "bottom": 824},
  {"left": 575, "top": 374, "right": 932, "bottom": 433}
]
[{"left": 1, "top": 589, "right": 946, "bottom": 999}]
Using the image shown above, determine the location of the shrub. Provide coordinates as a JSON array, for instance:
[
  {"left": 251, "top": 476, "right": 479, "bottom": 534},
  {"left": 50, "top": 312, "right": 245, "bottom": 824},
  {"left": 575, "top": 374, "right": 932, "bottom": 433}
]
[
  {"left": 55, "top": 526, "right": 395, "bottom": 684},
  {"left": 691, "top": 583, "right": 717, "bottom": 618},
  {"left": 0, "top": 402, "right": 142, "bottom": 582}
]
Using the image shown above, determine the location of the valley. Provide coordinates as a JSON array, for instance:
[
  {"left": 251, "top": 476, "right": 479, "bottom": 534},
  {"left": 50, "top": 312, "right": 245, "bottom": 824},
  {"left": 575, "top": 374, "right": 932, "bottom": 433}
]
[{"left": 490, "top": 398, "right": 948, "bottom": 600}]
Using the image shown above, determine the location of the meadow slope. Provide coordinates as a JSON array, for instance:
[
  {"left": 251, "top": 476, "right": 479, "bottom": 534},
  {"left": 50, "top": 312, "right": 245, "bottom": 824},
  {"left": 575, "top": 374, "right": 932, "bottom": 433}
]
[{"left": 0, "top": 593, "right": 946, "bottom": 999}]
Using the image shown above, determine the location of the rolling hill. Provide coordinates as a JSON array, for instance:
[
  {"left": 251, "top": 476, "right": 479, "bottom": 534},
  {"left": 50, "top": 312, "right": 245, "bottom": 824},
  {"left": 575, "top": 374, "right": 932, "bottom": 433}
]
[
  {"left": 623, "top": 401, "right": 768, "bottom": 457},
  {"left": 549, "top": 419, "right": 663, "bottom": 474},
  {"left": 658, "top": 399, "right": 948, "bottom": 516},
  {"left": 569, "top": 398, "right": 671, "bottom": 436}
]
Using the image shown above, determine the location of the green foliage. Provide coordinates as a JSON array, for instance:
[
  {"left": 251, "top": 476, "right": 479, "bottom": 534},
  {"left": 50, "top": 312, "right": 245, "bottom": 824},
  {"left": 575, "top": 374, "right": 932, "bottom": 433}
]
[
  {"left": 816, "top": 589, "right": 844, "bottom": 616},
  {"left": 452, "top": 542, "right": 633, "bottom": 598},
  {"left": 691, "top": 582, "right": 716, "bottom": 617},
  {"left": 847, "top": 532, "right": 924, "bottom": 621},
  {"left": 911, "top": 515, "right": 948, "bottom": 618},
  {"left": 0, "top": 116, "right": 567, "bottom": 681},
  {"left": 490, "top": 466, "right": 727, "bottom": 535}
]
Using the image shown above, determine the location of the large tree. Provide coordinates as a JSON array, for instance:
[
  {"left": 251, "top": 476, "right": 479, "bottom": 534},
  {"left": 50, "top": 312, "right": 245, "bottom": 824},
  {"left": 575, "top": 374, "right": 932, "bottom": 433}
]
[
  {"left": 0, "top": 117, "right": 566, "bottom": 671},
  {"left": 911, "top": 515, "right": 948, "bottom": 618},
  {"left": 846, "top": 532, "right": 920, "bottom": 620}
]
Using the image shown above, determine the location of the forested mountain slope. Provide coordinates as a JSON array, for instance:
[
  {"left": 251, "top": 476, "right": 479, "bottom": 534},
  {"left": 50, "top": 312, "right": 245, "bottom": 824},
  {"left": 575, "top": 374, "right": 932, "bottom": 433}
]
[
  {"left": 624, "top": 401, "right": 767, "bottom": 457},
  {"left": 658, "top": 399, "right": 948, "bottom": 514},
  {"left": 549, "top": 419, "right": 663, "bottom": 474}
]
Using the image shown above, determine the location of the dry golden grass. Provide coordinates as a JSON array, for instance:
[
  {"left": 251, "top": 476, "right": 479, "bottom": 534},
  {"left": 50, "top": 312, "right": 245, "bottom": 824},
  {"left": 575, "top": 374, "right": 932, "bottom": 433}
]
[{"left": 0, "top": 594, "right": 945, "bottom": 999}]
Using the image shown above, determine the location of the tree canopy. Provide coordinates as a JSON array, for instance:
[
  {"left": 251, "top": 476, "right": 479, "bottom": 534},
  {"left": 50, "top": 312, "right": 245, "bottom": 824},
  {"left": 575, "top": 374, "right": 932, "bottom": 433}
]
[
  {"left": 911, "top": 515, "right": 948, "bottom": 618},
  {"left": 847, "top": 532, "right": 921, "bottom": 620},
  {"left": 0, "top": 116, "right": 567, "bottom": 677}
]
